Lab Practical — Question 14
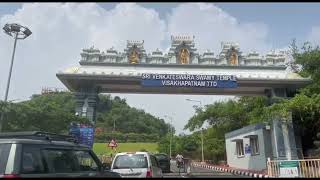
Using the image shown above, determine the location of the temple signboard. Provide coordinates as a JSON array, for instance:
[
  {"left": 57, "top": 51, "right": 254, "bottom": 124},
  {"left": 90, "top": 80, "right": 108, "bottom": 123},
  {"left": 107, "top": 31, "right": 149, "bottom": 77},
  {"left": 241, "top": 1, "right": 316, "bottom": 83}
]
[{"left": 141, "top": 73, "right": 237, "bottom": 88}]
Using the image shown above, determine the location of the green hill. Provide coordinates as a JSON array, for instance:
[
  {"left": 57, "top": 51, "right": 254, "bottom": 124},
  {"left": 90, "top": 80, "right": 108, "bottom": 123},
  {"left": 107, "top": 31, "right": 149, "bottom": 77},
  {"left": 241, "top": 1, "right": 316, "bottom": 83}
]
[{"left": 0, "top": 92, "right": 173, "bottom": 143}]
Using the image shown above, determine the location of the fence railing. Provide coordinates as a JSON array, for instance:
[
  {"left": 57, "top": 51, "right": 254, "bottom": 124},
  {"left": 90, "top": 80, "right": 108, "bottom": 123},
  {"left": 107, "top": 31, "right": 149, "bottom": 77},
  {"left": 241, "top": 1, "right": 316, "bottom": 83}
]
[{"left": 267, "top": 158, "right": 320, "bottom": 178}]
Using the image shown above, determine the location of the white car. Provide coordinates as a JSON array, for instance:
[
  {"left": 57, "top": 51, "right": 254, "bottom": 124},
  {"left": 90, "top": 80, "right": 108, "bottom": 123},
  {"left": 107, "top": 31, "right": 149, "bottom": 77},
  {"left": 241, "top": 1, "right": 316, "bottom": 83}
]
[{"left": 110, "top": 152, "right": 163, "bottom": 178}]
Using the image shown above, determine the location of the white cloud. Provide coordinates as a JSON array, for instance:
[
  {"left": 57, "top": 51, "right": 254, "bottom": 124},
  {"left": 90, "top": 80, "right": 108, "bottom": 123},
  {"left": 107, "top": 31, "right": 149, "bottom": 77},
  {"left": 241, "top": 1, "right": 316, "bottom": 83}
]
[
  {"left": 166, "top": 3, "right": 271, "bottom": 54},
  {"left": 0, "top": 3, "right": 276, "bottom": 133},
  {"left": 0, "top": 3, "right": 274, "bottom": 101},
  {"left": 91, "top": 3, "right": 166, "bottom": 52},
  {"left": 0, "top": 3, "right": 165, "bottom": 100}
]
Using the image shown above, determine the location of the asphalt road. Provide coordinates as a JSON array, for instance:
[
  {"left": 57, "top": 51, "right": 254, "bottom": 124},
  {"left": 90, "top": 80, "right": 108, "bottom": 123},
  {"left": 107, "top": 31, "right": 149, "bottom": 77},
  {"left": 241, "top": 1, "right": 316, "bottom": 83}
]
[{"left": 163, "top": 160, "right": 248, "bottom": 178}]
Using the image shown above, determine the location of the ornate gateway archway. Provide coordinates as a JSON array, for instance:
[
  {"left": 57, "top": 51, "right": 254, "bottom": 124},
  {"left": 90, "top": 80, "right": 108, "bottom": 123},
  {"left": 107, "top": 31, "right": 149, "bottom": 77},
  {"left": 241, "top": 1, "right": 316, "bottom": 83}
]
[
  {"left": 56, "top": 36, "right": 310, "bottom": 125},
  {"left": 56, "top": 35, "right": 311, "bottom": 158}
]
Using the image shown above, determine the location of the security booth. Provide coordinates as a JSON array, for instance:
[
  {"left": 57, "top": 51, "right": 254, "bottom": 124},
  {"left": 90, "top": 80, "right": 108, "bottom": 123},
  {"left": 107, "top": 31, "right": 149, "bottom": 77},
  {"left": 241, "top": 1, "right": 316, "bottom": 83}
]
[{"left": 225, "top": 120, "right": 302, "bottom": 171}]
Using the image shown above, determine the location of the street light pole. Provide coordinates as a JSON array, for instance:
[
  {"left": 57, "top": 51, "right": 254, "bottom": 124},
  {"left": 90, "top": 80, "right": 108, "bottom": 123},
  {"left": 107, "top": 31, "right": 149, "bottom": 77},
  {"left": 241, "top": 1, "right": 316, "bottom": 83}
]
[
  {"left": 186, "top": 99, "right": 206, "bottom": 163},
  {"left": 0, "top": 23, "right": 32, "bottom": 132},
  {"left": 165, "top": 115, "right": 173, "bottom": 159},
  {"left": 4, "top": 32, "right": 18, "bottom": 102},
  {"left": 0, "top": 33, "right": 17, "bottom": 133},
  {"left": 170, "top": 121, "right": 172, "bottom": 159},
  {"left": 201, "top": 128, "right": 205, "bottom": 164}
]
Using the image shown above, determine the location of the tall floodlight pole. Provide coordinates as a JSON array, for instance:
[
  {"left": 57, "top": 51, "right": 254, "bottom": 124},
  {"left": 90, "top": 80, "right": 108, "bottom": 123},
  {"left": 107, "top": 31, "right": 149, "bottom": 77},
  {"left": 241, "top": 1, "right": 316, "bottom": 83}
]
[{"left": 0, "top": 23, "right": 32, "bottom": 132}]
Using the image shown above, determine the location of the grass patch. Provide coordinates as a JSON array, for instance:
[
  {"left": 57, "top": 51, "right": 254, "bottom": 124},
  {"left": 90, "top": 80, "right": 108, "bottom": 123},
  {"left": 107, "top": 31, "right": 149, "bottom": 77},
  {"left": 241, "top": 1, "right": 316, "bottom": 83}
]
[{"left": 93, "top": 143, "right": 159, "bottom": 155}]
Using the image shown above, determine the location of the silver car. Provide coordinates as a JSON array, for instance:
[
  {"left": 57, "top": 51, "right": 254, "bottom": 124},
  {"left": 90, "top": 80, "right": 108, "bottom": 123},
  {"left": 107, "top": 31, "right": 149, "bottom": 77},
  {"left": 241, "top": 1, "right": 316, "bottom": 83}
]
[{"left": 111, "top": 152, "right": 163, "bottom": 178}]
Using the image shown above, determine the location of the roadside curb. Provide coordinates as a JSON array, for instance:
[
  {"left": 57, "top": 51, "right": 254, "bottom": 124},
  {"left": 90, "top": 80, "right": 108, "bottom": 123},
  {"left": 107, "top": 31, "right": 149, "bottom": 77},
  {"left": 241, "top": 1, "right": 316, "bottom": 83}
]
[{"left": 192, "top": 162, "right": 270, "bottom": 178}]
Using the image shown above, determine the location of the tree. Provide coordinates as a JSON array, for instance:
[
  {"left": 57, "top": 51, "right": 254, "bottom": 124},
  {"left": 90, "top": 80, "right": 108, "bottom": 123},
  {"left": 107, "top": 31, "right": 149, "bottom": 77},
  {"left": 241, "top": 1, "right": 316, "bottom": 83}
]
[
  {"left": 266, "top": 41, "right": 320, "bottom": 155},
  {"left": 182, "top": 96, "right": 271, "bottom": 162},
  {"left": 1, "top": 92, "right": 172, "bottom": 142},
  {"left": 0, "top": 92, "right": 89, "bottom": 134}
]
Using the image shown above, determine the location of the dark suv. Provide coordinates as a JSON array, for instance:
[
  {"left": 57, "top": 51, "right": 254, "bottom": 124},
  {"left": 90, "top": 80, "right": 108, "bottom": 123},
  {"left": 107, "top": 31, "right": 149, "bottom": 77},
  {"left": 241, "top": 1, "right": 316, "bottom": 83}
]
[{"left": 0, "top": 131, "right": 121, "bottom": 178}]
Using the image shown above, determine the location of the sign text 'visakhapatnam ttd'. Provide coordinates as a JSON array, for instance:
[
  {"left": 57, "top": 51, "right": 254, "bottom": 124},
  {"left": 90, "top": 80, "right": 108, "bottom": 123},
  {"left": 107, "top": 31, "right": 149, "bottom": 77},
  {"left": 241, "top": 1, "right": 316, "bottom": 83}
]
[{"left": 141, "top": 73, "right": 238, "bottom": 88}]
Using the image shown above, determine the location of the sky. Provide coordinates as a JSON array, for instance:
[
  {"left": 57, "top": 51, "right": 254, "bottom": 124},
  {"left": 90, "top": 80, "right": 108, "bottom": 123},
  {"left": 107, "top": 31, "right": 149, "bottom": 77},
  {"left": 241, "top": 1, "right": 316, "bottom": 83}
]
[{"left": 1, "top": 3, "right": 320, "bottom": 135}]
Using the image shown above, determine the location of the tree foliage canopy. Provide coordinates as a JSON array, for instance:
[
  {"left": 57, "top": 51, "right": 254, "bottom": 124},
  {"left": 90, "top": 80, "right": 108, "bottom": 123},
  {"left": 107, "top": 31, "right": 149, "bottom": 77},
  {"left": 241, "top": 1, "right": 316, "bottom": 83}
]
[{"left": 1, "top": 92, "right": 172, "bottom": 143}]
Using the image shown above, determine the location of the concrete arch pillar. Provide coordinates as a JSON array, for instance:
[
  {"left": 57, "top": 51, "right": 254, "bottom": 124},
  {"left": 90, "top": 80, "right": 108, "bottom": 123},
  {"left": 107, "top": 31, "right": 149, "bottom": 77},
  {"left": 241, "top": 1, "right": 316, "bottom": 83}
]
[
  {"left": 74, "top": 86, "right": 100, "bottom": 126},
  {"left": 265, "top": 87, "right": 299, "bottom": 160}
]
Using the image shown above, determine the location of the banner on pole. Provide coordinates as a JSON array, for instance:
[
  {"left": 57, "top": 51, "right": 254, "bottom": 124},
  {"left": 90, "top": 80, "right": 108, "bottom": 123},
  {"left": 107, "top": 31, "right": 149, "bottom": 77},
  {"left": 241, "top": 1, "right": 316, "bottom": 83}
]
[{"left": 69, "top": 122, "right": 94, "bottom": 148}]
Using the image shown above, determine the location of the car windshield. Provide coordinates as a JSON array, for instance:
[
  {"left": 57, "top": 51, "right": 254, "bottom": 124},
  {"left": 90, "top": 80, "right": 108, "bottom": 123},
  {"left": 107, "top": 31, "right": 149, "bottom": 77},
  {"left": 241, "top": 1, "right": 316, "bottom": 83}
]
[{"left": 113, "top": 154, "right": 148, "bottom": 169}]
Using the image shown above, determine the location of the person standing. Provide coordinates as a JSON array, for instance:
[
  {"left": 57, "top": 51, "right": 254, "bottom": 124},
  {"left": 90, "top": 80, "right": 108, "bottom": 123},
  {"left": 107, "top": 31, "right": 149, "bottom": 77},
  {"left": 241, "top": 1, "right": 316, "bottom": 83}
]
[{"left": 175, "top": 154, "right": 184, "bottom": 168}]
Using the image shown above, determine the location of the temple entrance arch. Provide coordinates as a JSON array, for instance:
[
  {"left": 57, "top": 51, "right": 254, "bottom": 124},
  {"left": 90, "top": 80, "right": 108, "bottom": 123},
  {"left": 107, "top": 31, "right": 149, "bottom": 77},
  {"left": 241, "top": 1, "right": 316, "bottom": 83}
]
[
  {"left": 57, "top": 35, "right": 310, "bottom": 124},
  {"left": 56, "top": 36, "right": 310, "bottom": 160}
]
